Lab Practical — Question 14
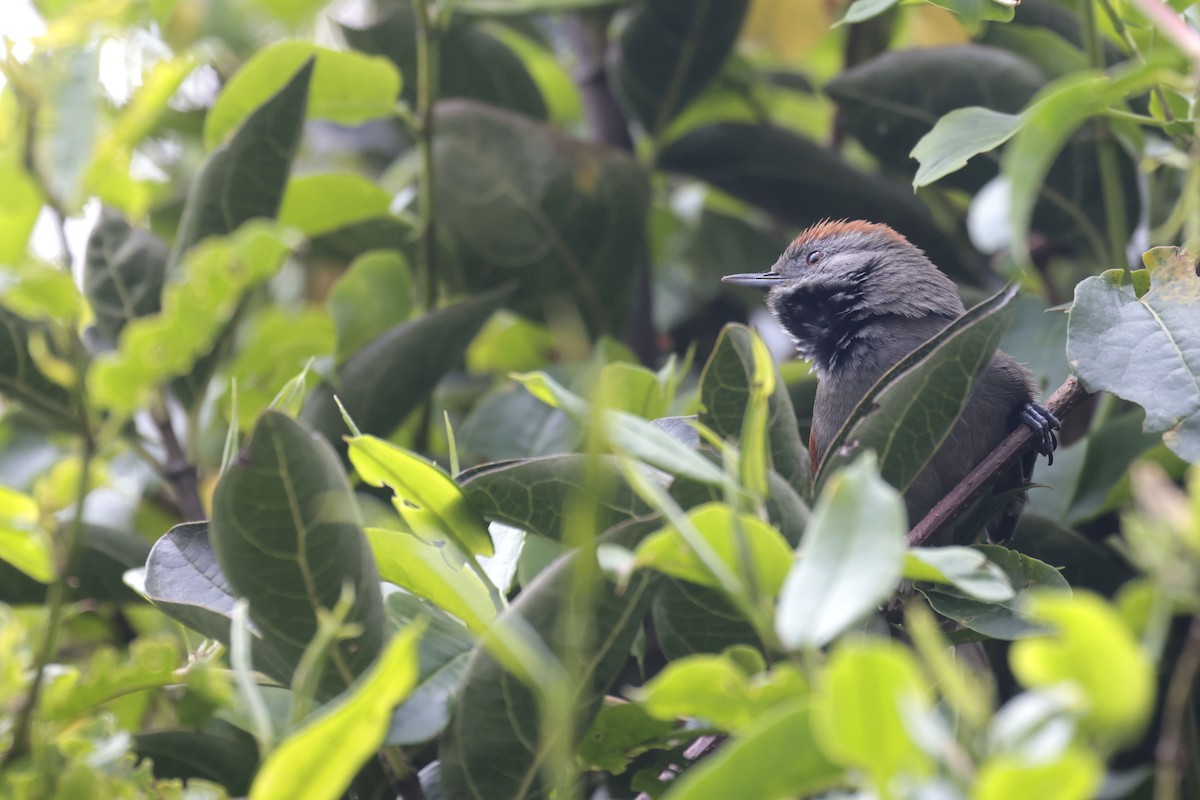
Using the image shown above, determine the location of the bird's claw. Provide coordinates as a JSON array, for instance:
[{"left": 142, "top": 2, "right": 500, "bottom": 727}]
[{"left": 1020, "top": 402, "right": 1060, "bottom": 465}]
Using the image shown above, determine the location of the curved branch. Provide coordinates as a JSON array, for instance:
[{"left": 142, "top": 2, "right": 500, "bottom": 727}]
[{"left": 906, "top": 374, "right": 1092, "bottom": 547}]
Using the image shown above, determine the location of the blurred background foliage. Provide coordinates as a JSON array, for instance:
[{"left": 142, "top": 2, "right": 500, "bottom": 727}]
[{"left": 2, "top": 0, "right": 1200, "bottom": 797}]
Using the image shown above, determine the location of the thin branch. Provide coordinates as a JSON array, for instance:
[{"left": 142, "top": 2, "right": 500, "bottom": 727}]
[
  {"left": 154, "top": 399, "right": 205, "bottom": 522},
  {"left": 411, "top": 0, "right": 442, "bottom": 311},
  {"left": 1157, "top": 616, "right": 1200, "bottom": 800},
  {"left": 906, "top": 374, "right": 1091, "bottom": 547}
]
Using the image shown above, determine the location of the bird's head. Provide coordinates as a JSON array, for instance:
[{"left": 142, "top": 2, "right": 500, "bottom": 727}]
[{"left": 723, "top": 220, "right": 965, "bottom": 374}]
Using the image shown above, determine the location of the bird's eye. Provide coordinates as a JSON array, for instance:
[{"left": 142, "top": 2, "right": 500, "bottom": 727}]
[{"left": 806, "top": 250, "right": 824, "bottom": 266}]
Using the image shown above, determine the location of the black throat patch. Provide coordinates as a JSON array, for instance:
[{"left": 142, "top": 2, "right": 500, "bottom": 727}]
[{"left": 767, "top": 278, "right": 869, "bottom": 375}]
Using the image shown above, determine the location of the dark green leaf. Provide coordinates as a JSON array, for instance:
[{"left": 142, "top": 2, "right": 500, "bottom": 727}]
[
  {"left": 83, "top": 207, "right": 168, "bottom": 342},
  {"left": 1009, "top": 514, "right": 1133, "bottom": 597},
  {"left": 457, "top": 385, "right": 580, "bottom": 462},
  {"left": 658, "top": 123, "right": 981, "bottom": 282},
  {"left": 651, "top": 579, "right": 762, "bottom": 661},
  {"left": 432, "top": 101, "right": 649, "bottom": 332},
  {"left": 817, "top": 286, "right": 1017, "bottom": 495},
  {"left": 135, "top": 721, "right": 259, "bottom": 796},
  {"left": 612, "top": 0, "right": 749, "bottom": 137},
  {"left": 700, "top": 324, "right": 809, "bottom": 494},
  {"left": 328, "top": 250, "right": 414, "bottom": 363},
  {"left": 921, "top": 544, "right": 1070, "bottom": 639},
  {"left": 827, "top": 46, "right": 1044, "bottom": 191},
  {"left": 1067, "top": 248, "right": 1200, "bottom": 462},
  {"left": 0, "top": 308, "right": 81, "bottom": 430},
  {"left": 167, "top": 59, "right": 312, "bottom": 270},
  {"left": 460, "top": 454, "right": 652, "bottom": 541},
  {"left": 342, "top": 11, "right": 545, "bottom": 119},
  {"left": 0, "top": 523, "right": 148, "bottom": 605},
  {"left": 302, "top": 286, "right": 511, "bottom": 448},
  {"left": 438, "top": 518, "right": 657, "bottom": 800},
  {"left": 211, "top": 411, "right": 385, "bottom": 697}
]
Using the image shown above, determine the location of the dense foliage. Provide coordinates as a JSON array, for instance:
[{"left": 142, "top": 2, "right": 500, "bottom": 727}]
[{"left": 1, "top": 0, "right": 1199, "bottom": 798}]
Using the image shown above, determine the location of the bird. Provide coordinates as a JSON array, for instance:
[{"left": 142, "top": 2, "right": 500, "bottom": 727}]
[{"left": 722, "top": 219, "right": 1058, "bottom": 544}]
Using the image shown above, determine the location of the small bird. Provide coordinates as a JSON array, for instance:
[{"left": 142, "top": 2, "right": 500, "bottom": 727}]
[{"left": 723, "top": 219, "right": 1058, "bottom": 543}]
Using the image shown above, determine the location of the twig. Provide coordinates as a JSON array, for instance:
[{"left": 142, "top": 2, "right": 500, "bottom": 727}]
[
  {"left": 1156, "top": 616, "right": 1200, "bottom": 800},
  {"left": 410, "top": 0, "right": 441, "bottom": 311},
  {"left": 154, "top": 400, "right": 205, "bottom": 522},
  {"left": 906, "top": 374, "right": 1091, "bottom": 547}
]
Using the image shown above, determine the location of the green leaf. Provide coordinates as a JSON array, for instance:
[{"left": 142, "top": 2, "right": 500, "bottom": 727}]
[
  {"left": 920, "top": 544, "right": 1070, "bottom": 639},
  {"left": 35, "top": 48, "right": 100, "bottom": 207},
  {"left": 658, "top": 123, "right": 981, "bottom": 282},
  {"left": 367, "top": 527, "right": 497, "bottom": 633},
  {"left": 0, "top": 308, "right": 81, "bottom": 430},
  {"left": 39, "top": 637, "right": 180, "bottom": 720},
  {"left": 1002, "top": 63, "right": 1171, "bottom": 260},
  {"left": 0, "top": 523, "right": 148, "bottom": 605},
  {"left": 433, "top": 101, "right": 649, "bottom": 332},
  {"left": 226, "top": 308, "right": 334, "bottom": 428},
  {"left": 349, "top": 434, "right": 494, "bottom": 557},
  {"left": 597, "top": 362, "right": 672, "bottom": 420},
  {"left": 661, "top": 698, "right": 842, "bottom": 800},
  {"left": 204, "top": 42, "right": 400, "bottom": 149},
  {"left": 0, "top": 161, "right": 42, "bottom": 266},
  {"left": 811, "top": 640, "right": 934, "bottom": 784},
  {"left": 168, "top": 59, "right": 313, "bottom": 270},
  {"left": 828, "top": 46, "right": 1042, "bottom": 191},
  {"left": 0, "top": 484, "right": 53, "bottom": 583},
  {"left": 513, "top": 371, "right": 727, "bottom": 486},
  {"left": 278, "top": 174, "right": 393, "bottom": 238},
  {"left": 455, "top": 0, "right": 633, "bottom": 13},
  {"left": 342, "top": 9, "right": 545, "bottom": 119},
  {"left": 211, "top": 411, "right": 386, "bottom": 698},
  {"left": 635, "top": 502, "right": 792, "bottom": 597},
  {"left": 776, "top": 454, "right": 906, "bottom": 650},
  {"left": 1010, "top": 591, "right": 1154, "bottom": 743},
  {"left": 577, "top": 700, "right": 678, "bottom": 774},
  {"left": 384, "top": 592, "right": 476, "bottom": 745},
  {"left": 651, "top": 579, "right": 763, "bottom": 660},
  {"left": 248, "top": 624, "right": 422, "bottom": 800},
  {"left": 612, "top": 0, "right": 750, "bottom": 138},
  {"left": 302, "top": 286, "right": 511, "bottom": 447},
  {"left": 136, "top": 722, "right": 259, "bottom": 796},
  {"left": 904, "top": 546, "right": 1014, "bottom": 602},
  {"left": 700, "top": 323, "right": 809, "bottom": 494},
  {"left": 83, "top": 208, "right": 168, "bottom": 342},
  {"left": 465, "top": 310, "right": 555, "bottom": 375},
  {"left": 925, "top": 0, "right": 1016, "bottom": 25},
  {"left": 328, "top": 250, "right": 413, "bottom": 364},
  {"left": 89, "top": 223, "right": 293, "bottom": 417},
  {"left": 636, "top": 653, "right": 806, "bottom": 733},
  {"left": 817, "top": 286, "right": 1018, "bottom": 495},
  {"left": 460, "top": 454, "right": 651, "bottom": 541},
  {"left": 439, "top": 519, "right": 658, "bottom": 800},
  {"left": 838, "top": 0, "right": 898, "bottom": 24},
  {"left": 1067, "top": 247, "right": 1200, "bottom": 462},
  {"left": 975, "top": 750, "right": 1103, "bottom": 800},
  {"left": 911, "top": 107, "right": 1023, "bottom": 188},
  {"left": 0, "top": 261, "right": 84, "bottom": 324}
]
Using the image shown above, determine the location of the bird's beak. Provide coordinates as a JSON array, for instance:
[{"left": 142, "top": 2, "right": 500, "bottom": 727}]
[{"left": 721, "top": 271, "right": 784, "bottom": 290}]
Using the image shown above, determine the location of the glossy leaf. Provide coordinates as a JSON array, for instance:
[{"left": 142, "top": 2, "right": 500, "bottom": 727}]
[
  {"left": 1010, "top": 591, "right": 1154, "bottom": 743},
  {"left": 433, "top": 101, "right": 649, "bottom": 331},
  {"left": 776, "top": 454, "right": 906, "bottom": 650},
  {"left": 612, "top": 0, "right": 750, "bottom": 137},
  {"left": 302, "top": 286, "right": 511, "bottom": 447},
  {"left": 211, "top": 411, "right": 386, "bottom": 697},
  {"left": 635, "top": 502, "right": 792, "bottom": 597},
  {"left": 700, "top": 323, "right": 809, "bottom": 493},
  {"left": 168, "top": 59, "right": 312, "bottom": 270},
  {"left": 328, "top": 250, "right": 413, "bottom": 363},
  {"left": 439, "top": 519, "right": 658, "bottom": 800},
  {"left": 83, "top": 208, "right": 168, "bottom": 342},
  {"left": 248, "top": 624, "right": 422, "bottom": 800},
  {"left": 460, "top": 454, "right": 651, "bottom": 541},
  {"left": 1067, "top": 247, "right": 1200, "bottom": 462},
  {"left": 671, "top": 697, "right": 842, "bottom": 798},
  {"left": 817, "top": 286, "right": 1018, "bottom": 494},
  {"left": 921, "top": 545, "right": 1070, "bottom": 639},
  {"left": 651, "top": 579, "right": 762, "bottom": 661},
  {"left": 204, "top": 42, "right": 400, "bottom": 149},
  {"left": 912, "top": 107, "right": 1023, "bottom": 188},
  {"left": 350, "top": 434, "right": 493, "bottom": 557},
  {"left": 136, "top": 722, "right": 259, "bottom": 796},
  {"left": 904, "top": 546, "right": 1015, "bottom": 602}
]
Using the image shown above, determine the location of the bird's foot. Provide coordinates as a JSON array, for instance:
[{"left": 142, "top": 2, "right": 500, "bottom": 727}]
[{"left": 1021, "top": 402, "right": 1061, "bottom": 465}]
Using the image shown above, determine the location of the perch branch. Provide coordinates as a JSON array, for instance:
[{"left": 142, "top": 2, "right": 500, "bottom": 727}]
[{"left": 906, "top": 374, "right": 1091, "bottom": 547}]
